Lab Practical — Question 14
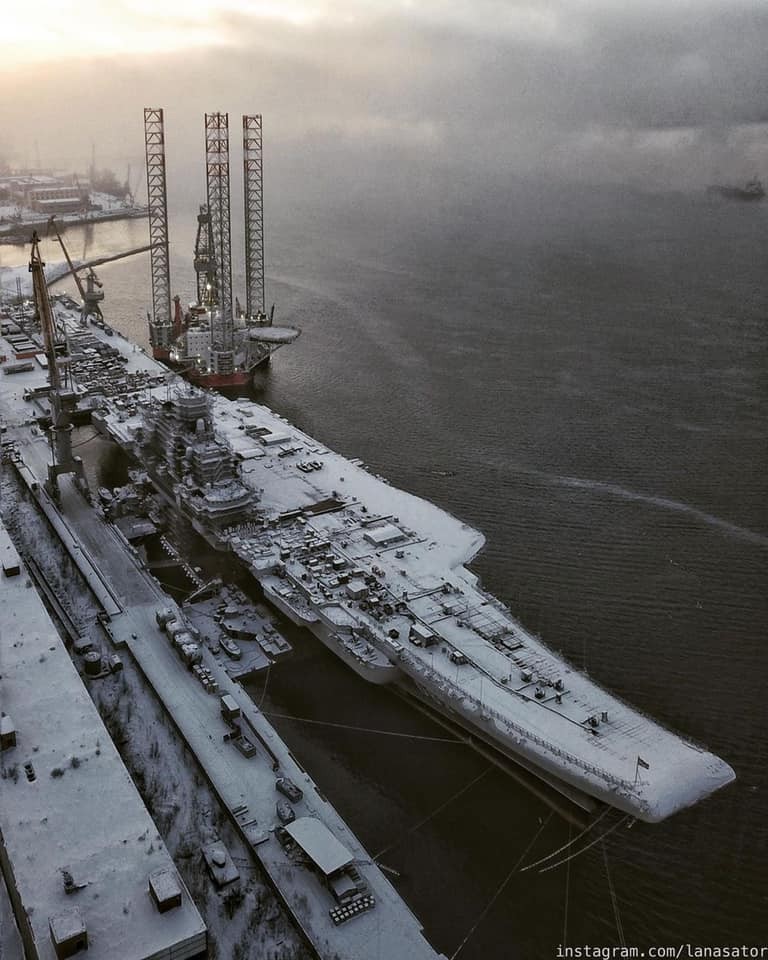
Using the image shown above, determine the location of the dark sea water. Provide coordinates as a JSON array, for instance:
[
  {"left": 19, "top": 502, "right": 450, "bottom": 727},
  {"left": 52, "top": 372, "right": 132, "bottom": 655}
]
[{"left": 4, "top": 183, "right": 766, "bottom": 957}]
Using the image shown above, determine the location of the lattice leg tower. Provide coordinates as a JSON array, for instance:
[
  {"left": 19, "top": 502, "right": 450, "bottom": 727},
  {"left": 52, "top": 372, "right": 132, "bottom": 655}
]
[
  {"left": 243, "top": 114, "right": 266, "bottom": 320},
  {"left": 205, "top": 112, "right": 233, "bottom": 359},
  {"left": 143, "top": 107, "right": 173, "bottom": 358}
]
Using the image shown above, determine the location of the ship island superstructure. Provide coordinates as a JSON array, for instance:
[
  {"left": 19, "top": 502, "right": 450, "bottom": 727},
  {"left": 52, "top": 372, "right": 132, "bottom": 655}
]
[
  {"left": 92, "top": 365, "right": 735, "bottom": 825},
  {"left": 143, "top": 109, "right": 299, "bottom": 389}
]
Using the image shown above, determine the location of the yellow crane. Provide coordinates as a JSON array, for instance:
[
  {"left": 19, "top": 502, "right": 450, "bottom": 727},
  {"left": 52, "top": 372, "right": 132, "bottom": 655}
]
[{"left": 29, "top": 231, "right": 88, "bottom": 499}]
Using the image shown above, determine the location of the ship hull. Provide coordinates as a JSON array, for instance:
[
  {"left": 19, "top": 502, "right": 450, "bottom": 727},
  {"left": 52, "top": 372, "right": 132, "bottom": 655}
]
[
  {"left": 102, "top": 445, "right": 728, "bottom": 823},
  {"left": 154, "top": 356, "right": 257, "bottom": 389},
  {"left": 263, "top": 582, "right": 399, "bottom": 686},
  {"left": 261, "top": 574, "right": 628, "bottom": 818},
  {"left": 187, "top": 370, "right": 254, "bottom": 388},
  {"left": 707, "top": 185, "right": 765, "bottom": 201}
]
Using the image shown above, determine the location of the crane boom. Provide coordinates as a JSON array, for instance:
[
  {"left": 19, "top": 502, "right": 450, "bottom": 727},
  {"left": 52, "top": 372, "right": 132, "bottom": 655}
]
[
  {"left": 29, "top": 231, "right": 88, "bottom": 500},
  {"left": 29, "top": 232, "right": 61, "bottom": 390}
]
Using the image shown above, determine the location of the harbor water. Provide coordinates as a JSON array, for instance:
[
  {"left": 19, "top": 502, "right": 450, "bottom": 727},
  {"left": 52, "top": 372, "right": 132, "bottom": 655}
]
[{"left": 3, "top": 182, "right": 766, "bottom": 957}]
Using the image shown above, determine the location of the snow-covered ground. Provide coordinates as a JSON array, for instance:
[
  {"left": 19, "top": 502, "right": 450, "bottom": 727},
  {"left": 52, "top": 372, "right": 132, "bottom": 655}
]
[
  {"left": 0, "top": 191, "right": 144, "bottom": 229},
  {"left": 0, "top": 467, "right": 310, "bottom": 960},
  {"left": 0, "top": 259, "right": 79, "bottom": 300},
  {"left": 0, "top": 508, "right": 207, "bottom": 960}
]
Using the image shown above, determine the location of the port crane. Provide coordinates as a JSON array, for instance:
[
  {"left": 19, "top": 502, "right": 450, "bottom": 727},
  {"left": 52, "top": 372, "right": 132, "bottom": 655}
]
[
  {"left": 28, "top": 231, "right": 88, "bottom": 500},
  {"left": 46, "top": 216, "right": 104, "bottom": 324},
  {"left": 193, "top": 204, "right": 218, "bottom": 308}
]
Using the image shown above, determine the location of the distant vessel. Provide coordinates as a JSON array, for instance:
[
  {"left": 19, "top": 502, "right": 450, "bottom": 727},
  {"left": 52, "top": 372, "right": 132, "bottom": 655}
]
[{"left": 707, "top": 178, "right": 765, "bottom": 201}]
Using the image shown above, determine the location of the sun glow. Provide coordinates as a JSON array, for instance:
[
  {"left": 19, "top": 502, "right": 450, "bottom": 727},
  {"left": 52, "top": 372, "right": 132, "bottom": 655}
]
[{"left": 4, "top": 0, "right": 322, "bottom": 68}]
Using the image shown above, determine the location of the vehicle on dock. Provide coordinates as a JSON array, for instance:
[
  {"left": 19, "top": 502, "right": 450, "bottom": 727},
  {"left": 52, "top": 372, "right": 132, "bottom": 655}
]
[
  {"left": 220, "top": 635, "right": 242, "bottom": 660},
  {"left": 275, "top": 777, "right": 303, "bottom": 803},
  {"left": 155, "top": 607, "right": 176, "bottom": 628},
  {"left": 276, "top": 799, "right": 296, "bottom": 824},
  {"left": 220, "top": 694, "right": 241, "bottom": 723}
]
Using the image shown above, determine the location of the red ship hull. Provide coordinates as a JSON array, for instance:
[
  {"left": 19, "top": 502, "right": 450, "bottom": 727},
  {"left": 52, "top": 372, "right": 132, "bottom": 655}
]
[
  {"left": 186, "top": 370, "right": 252, "bottom": 388},
  {"left": 154, "top": 354, "right": 255, "bottom": 389}
]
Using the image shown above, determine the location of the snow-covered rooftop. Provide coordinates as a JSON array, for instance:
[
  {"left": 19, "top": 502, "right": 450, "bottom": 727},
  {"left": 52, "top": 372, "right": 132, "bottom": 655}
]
[
  {"left": 0, "top": 520, "right": 207, "bottom": 960},
  {"left": 285, "top": 817, "right": 355, "bottom": 876}
]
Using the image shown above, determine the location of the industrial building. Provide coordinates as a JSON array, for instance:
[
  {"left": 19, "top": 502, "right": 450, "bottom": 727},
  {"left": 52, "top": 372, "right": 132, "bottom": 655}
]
[
  {"left": 0, "top": 520, "right": 207, "bottom": 960},
  {"left": 0, "top": 175, "right": 87, "bottom": 214}
]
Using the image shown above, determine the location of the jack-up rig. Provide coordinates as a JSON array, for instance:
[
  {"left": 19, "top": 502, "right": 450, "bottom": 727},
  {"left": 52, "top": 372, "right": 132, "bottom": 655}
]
[
  {"left": 28, "top": 232, "right": 89, "bottom": 500},
  {"left": 143, "top": 108, "right": 300, "bottom": 389}
]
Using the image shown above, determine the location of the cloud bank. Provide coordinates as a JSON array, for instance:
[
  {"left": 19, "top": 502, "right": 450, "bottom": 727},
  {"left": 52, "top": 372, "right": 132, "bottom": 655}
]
[{"left": 2, "top": 0, "right": 767, "bottom": 196}]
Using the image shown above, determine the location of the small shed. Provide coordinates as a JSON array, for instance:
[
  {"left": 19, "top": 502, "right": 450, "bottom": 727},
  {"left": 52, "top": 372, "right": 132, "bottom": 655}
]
[
  {"left": 1, "top": 714, "right": 17, "bottom": 752},
  {"left": 220, "top": 694, "right": 241, "bottom": 722},
  {"left": 363, "top": 523, "right": 404, "bottom": 547},
  {"left": 1, "top": 539, "right": 21, "bottom": 577},
  {"left": 148, "top": 868, "right": 182, "bottom": 914},
  {"left": 410, "top": 623, "right": 437, "bottom": 647},
  {"left": 284, "top": 817, "right": 353, "bottom": 879},
  {"left": 345, "top": 579, "right": 368, "bottom": 600},
  {"left": 49, "top": 907, "right": 87, "bottom": 958}
]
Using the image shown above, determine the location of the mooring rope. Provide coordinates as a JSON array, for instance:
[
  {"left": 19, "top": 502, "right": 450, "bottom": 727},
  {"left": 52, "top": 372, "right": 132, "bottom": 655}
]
[
  {"left": 519, "top": 804, "right": 612, "bottom": 873},
  {"left": 373, "top": 766, "right": 492, "bottom": 862},
  {"left": 263, "top": 711, "right": 466, "bottom": 744},
  {"left": 257, "top": 662, "right": 271, "bottom": 710},
  {"left": 538, "top": 814, "right": 632, "bottom": 875},
  {"left": 563, "top": 822, "right": 572, "bottom": 947},
  {"left": 449, "top": 811, "right": 555, "bottom": 960},
  {"left": 602, "top": 839, "right": 625, "bottom": 947}
]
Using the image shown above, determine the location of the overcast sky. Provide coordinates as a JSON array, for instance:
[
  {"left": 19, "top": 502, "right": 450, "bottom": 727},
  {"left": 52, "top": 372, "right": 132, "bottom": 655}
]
[{"left": 3, "top": 1, "right": 767, "bottom": 195}]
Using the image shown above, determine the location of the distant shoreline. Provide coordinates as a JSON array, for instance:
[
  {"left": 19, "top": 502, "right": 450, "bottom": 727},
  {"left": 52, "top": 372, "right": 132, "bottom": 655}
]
[{"left": 0, "top": 207, "right": 148, "bottom": 246}]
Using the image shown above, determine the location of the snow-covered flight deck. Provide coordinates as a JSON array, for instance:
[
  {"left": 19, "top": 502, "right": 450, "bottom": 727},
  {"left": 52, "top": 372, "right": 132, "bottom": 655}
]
[{"left": 46, "top": 306, "right": 737, "bottom": 825}]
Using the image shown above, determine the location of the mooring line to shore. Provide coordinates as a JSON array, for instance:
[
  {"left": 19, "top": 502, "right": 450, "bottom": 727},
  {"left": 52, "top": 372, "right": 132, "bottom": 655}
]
[
  {"left": 602, "top": 839, "right": 626, "bottom": 947},
  {"left": 372, "top": 766, "right": 492, "bottom": 862},
  {"left": 449, "top": 811, "right": 555, "bottom": 960},
  {"left": 563, "top": 822, "right": 572, "bottom": 948},
  {"left": 538, "top": 814, "right": 631, "bottom": 874},
  {"left": 518, "top": 804, "right": 612, "bottom": 873},
  {"left": 263, "top": 710, "right": 467, "bottom": 744}
]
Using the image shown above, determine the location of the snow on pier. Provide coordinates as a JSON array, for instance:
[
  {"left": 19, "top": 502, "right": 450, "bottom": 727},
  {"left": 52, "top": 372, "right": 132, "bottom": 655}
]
[
  {"left": 6, "top": 437, "right": 443, "bottom": 960},
  {"left": 0, "top": 518, "right": 207, "bottom": 960}
]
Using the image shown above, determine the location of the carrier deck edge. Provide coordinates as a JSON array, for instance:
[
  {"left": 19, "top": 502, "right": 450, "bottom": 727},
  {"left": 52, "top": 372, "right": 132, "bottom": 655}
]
[{"left": 77, "top": 315, "right": 735, "bottom": 825}]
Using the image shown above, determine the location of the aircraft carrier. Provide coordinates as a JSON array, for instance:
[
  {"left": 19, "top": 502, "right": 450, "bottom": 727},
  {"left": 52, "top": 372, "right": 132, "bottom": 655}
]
[
  {"left": 83, "top": 346, "right": 734, "bottom": 825},
  {"left": 3, "top": 107, "right": 735, "bottom": 831}
]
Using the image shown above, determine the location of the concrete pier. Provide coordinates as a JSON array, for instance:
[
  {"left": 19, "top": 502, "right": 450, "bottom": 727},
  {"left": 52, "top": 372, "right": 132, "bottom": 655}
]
[{"left": 9, "top": 443, "right": 443, "bottom": 960}]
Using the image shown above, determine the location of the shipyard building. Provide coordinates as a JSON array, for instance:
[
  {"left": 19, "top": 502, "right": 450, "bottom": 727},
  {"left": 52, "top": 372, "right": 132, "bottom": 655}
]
[{"left": 0, "top": 520, "right": 207, "bottom": 959}]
